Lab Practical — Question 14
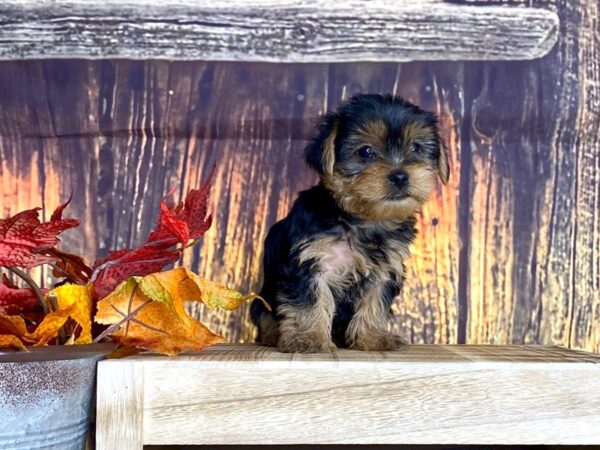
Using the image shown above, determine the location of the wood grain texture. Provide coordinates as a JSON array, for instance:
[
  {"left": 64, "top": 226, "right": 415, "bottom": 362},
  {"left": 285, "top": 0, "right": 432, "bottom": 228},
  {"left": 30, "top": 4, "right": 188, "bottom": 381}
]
[
  {"left": 95, "top": 344, "right": 600, "bottom": 446},
  {"left": 0, "top": 0, "right": 558, "bottom": 62},
  {"left": 96, "top": 358, "right": 144, "bottom": 450},
  {"left": 462, "top": 0, "right": 600, "bottom": 351}
]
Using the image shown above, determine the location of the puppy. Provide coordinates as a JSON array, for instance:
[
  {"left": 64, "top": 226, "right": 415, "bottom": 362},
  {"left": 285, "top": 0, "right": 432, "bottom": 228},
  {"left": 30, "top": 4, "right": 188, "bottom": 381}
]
[{"left": 251, "top": 93, "right": 449, "bottom": 353}]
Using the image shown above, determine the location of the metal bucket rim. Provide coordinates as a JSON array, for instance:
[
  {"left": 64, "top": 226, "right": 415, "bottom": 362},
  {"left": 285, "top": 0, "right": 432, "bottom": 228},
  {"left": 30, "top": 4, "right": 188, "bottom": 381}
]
[{"left": 0, "top": 343, "right": 116, "bottom": 363}]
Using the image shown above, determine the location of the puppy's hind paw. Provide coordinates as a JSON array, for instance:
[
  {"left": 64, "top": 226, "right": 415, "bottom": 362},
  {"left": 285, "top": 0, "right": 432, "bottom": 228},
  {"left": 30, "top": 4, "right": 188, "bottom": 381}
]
[{"left": 278, "top": 333, "right": 337, "bottom": 354}]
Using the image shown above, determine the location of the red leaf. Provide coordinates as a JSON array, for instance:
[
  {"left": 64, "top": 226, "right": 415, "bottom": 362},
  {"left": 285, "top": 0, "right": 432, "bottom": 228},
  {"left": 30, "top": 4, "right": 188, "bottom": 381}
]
[
  {"left": 91, "top": 170, "right": 214, "bottom": 299},
  {"left": 0, "top": 274, "right": 44, "bottom": 315},
  {"left": 146, "top": 200, "right": 190, "bottom": 248},
  {"left": 91, "top": 246, "right": 180, "bottom": 299},
  {"left": 0, "top": 200, "right": 79, "bottom": 269},
  {"left": 179, "top": 165, "right": 215, "bottom": 239},
  {"left": 50, "top": 193, "right": 73, "bottom": 222}
]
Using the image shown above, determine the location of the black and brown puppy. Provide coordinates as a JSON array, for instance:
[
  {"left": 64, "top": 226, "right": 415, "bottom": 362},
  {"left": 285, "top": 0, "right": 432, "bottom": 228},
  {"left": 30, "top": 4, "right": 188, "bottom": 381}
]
[{"left": 251, "top": 93, "right": 449, "bottom": 353}]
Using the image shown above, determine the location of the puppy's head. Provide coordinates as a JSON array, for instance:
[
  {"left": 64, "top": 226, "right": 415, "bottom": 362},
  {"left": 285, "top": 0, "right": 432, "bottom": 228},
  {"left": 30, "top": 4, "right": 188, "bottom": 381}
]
[{"left": 305, "top": 94, "right": 449, "bottom": 221}]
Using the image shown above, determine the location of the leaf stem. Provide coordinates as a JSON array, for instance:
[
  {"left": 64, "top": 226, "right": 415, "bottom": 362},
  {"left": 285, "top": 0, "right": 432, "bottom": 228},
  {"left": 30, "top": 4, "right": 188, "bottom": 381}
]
[{"left": 4, "top": 266, "right": 50, "bottom": 315}]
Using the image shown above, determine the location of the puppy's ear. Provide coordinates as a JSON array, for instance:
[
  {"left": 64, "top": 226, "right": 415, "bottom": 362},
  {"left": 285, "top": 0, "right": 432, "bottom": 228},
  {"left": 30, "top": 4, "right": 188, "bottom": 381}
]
[
  {"left": 437, "top": 137, "right": 450, "bottom": 184},
  {"left": 305, "top": 113, "right": 338, "bottom": 176}
]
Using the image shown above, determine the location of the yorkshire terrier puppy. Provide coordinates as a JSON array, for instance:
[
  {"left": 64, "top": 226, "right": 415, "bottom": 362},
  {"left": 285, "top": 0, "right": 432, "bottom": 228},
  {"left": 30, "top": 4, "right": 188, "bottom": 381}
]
[{"left": 251, "top": 93, "right": 449, "bottom": 353}]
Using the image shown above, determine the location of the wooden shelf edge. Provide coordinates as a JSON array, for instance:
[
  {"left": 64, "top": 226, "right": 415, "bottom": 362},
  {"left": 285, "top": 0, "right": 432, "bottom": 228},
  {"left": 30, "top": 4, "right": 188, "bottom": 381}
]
[{"left": 0, "top": 1, "right": 559, "bottom": 62}]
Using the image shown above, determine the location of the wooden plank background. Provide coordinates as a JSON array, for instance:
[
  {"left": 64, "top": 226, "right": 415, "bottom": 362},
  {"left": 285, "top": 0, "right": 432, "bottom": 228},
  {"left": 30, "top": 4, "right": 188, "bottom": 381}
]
[{"left": 0, "top": 0, "right": 597, "bottom": 351}]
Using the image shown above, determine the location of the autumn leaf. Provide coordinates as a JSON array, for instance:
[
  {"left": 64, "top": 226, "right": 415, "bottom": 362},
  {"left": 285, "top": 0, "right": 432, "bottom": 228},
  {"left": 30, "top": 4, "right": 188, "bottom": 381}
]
[
  {"left": 47, "top": 248, "right": 93, "bottom": 285},
  {"left": 48, "top": 284, "right": 93, "bottom": 344},
  {"left": 0, "top": 199, "right": 79, "bottom": 269},
  {"left": 0, "top": 273, "right": 43, "bottom": 315},
  {"left": 0, "top": 335, "right": 27, "bottom": 350},
  {"left": 27, "top": 307, "right": 74, "bottom": 346},
  {"left": 0, "top": 314, "right": 29, "bottom": 350},
  {"left": 94, "top": 267, "right": 261, "bottom": 355},
  {"left": 91, "top": 171, "right": 214, "bottom": 300},
  {"left": 91, "top": 247, "right": 180, "bottom": 299},
  {"left": 110, "top": 334, "right": 223, "bottom": 356},
  {"left": 187, "top": 273, "right": 264, "bottom": 311},
  {"left": 147, "top": 166, "right": 215, "bottom": 245},
  {"left": 0, "top": 313, "right": 29, "bottom": 337},
  {"left": 95, "top": 276, "right": 224, "bottom": 356},
  {"left": 0, "top": 282, "right": 94, "bottom": 349}
]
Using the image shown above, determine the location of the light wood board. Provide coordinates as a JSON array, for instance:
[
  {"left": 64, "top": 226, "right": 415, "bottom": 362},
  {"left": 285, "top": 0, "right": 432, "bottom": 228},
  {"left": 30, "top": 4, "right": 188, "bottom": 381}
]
[{"left": 96, "top": 344, "right": 600, "bottom": 447}]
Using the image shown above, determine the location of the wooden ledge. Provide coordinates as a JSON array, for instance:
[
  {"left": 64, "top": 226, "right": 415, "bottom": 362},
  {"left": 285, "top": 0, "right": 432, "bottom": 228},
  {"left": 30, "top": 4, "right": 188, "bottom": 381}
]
[
  {"left": 1, "top": 1, "right": 558, "bottom": 62},
  {"left": 96, "top": 344, "right": 600, "bottom": 448}
]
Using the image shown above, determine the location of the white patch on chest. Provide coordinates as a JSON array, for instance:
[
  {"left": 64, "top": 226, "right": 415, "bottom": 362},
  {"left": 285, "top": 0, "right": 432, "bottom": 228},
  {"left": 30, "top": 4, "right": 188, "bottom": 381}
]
[
  {"left": 319, "top": 239, "right": 354, "bottom": 275},
  {"left": 298, "top": 235, "right": 364, "bottom": 283}
]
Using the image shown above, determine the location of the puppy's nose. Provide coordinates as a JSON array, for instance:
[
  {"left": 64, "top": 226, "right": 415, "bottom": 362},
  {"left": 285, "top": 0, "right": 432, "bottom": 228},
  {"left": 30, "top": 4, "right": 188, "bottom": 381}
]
[{"left": 388, "top": 170, "right": 409, "bottom": 189}]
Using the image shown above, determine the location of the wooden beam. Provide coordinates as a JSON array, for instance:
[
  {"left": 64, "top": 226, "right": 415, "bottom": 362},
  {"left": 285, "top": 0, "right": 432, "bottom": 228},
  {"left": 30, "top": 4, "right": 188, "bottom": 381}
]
[
  {"left": 96, "top": 344, "right": 600, "bottom": 447},
  {"left": 0, "top": 1, "right": 558, "bottom": 62}
]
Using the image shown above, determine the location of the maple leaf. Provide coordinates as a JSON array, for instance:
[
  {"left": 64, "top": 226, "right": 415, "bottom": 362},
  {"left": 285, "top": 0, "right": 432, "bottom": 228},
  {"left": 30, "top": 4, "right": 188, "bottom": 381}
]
[
  {"left": 48, "top": 284, "right": 93, "bottom": 344},
  {"left": 91, "top": 247, "right": 180, "bottom": 299},
  {"left": 0, "top": 273, "right": 43, "bottom": 315},
  {"left": 146, "top": 166, "right": 215, "bottom": 246},
  {"left": 91, "top": 170, "right": 214, "bottom": 300},
  {"left": 0, "top": 199, "right": 79, "bottom": 268},
  {"left": 94, "top": 267, "right": 264, "bottom": 356},
  {"left": 47, "top": 248, "right": 93, "bottom": 285}
]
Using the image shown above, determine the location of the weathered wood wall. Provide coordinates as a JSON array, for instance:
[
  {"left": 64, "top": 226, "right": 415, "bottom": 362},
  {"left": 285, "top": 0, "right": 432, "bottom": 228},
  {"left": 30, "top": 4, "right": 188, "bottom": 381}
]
[{"left": 0, "top": 0, "right": 597, "bottom": 351}]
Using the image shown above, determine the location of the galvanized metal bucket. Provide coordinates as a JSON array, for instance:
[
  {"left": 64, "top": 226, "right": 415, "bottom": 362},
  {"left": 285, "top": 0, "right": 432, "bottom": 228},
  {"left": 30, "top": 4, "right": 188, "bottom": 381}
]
[{"left": 0, "top": 344, "right": 113, "bottom": 450}]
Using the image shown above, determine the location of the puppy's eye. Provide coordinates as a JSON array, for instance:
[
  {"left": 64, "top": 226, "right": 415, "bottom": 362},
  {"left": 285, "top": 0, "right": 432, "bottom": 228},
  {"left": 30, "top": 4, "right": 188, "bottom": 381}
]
[
  {"left": 410, "top": 142, "right": 421, "bottom": 153},
  {"left": 358, "top": 145, "right": 375, "bottom": 158}
]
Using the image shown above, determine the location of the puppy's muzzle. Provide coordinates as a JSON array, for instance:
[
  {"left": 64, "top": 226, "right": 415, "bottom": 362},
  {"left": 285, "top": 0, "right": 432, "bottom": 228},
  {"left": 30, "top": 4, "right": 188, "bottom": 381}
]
[{"left": 388, "top": 170, "right": 409, "bottom": 191}]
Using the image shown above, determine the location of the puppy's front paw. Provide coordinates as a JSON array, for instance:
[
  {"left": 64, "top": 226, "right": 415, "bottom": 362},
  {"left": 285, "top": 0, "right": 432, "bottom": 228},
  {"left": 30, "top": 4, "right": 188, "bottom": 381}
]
[
  {"left": 351, "top": 332, "right": 407, "bottom": 351},
  {"left": 278, "top": 332, "right": 337, "bottom": 353}
]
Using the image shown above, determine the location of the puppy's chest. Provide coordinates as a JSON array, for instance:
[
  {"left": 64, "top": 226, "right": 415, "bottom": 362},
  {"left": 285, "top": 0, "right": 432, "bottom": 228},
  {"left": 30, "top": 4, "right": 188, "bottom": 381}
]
[{"left": 301, "top": 226, "right": 409, "bottom": 281}]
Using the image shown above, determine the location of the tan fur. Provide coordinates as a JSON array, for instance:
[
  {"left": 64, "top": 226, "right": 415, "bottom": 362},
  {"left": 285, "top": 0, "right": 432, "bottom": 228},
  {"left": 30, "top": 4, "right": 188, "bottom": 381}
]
[
  {"left": 277, "top": 236, "right": 357, "bottom": 352},
  {"left": 344, "top": 237, "right": 408, "bottom": 351},
  {"left": 277, "top": 301, "right": 337, "bottom": 353},
  {"left": 402, "top": 121, "right": 433, "bottom": 143},
  {"left": 355, "top": 118, "right": 388, "bottom": 148},
  {"left": 321, "top": 121, "right": 338, "bottom": 176},
  {"left": 323, "top": 161, "right": 436, "bottom": 221}
]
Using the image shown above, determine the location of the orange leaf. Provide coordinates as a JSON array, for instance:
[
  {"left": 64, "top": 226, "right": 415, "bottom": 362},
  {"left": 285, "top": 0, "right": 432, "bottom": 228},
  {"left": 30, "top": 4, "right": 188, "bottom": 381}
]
[
  {"left": 106, "top": 345, "right": 142, "bottom": 359},
  {"left": 111, "top": 334, "right": 224, "bottom": 356},
  {"left": 0, "top": 313, "right": 29, "bottom": 337},
  {"left": 0, "top": 334, "right": 27, "bottom": 350},
  {"left": 94, "top": 269, "right": 236, "bottom": 356}
]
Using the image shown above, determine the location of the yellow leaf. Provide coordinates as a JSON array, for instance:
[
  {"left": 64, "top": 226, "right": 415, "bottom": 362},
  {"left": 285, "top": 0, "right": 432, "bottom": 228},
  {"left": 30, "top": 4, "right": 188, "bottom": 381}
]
[
  {"left": 27, "top": 307, "right": 74, "bottom": 346},
  {"left": 48, "top": 283, "right": 93, "bottom": 344},
  {"left": 187, "top": 271, "right": 266, "bottom": 310},
  {"left": 0, "top": 334, "right": 27, "bottom": 350}
]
